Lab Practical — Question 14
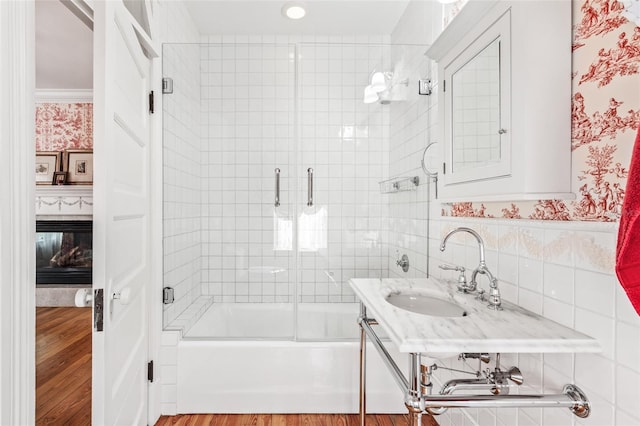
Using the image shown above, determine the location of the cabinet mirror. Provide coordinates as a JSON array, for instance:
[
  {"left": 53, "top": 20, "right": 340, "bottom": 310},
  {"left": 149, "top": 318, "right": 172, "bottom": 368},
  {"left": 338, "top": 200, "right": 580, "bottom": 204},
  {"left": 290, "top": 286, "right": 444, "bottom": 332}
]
[
  {"left": 442, "top": 10, "right": 510, "bottom": 186},
  {"left": 427, "top": 0, "right": 572, "bottom": 202},
  {"left": 451, "top": 38, "right": 501, "bottom": 173}
]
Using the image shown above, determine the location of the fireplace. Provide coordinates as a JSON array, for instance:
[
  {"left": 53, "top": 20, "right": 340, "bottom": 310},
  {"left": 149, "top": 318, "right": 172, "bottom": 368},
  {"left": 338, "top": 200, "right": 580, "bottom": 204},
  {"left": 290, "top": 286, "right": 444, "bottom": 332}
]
[{"left": 36, "top": 220, "right": 92, "bottom": 285}]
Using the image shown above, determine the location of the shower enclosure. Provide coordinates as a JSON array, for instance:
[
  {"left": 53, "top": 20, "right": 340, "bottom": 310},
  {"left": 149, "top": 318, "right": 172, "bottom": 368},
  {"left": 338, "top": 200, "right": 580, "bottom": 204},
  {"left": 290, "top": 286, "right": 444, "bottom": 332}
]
[
  {"left": 162, "top": 40, "right": 406, "bottom": 341},
  {"left": 160, "top": 39, "right": 429, "bottom": 413}
]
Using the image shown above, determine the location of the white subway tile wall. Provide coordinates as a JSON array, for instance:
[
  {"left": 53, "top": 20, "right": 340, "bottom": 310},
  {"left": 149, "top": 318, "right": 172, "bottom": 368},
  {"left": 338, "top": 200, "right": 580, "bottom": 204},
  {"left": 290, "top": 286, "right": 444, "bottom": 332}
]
[{"left": 386, "top": 1, "right": 440, "bottom": 280}]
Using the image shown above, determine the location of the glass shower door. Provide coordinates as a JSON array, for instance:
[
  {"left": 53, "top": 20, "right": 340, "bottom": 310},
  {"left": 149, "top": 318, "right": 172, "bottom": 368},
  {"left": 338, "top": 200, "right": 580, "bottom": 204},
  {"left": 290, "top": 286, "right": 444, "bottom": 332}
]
[
  {"left": 204, "top": 42, "right": 298, "bottom": 338},
  {"left": 163, "top": 41, "right": 399, "bottom": 341},
  {"left": 162, "top": 42, "right": 298, "bottom": 339},
  {"left": 294, "top": 43, "right": 390, "bottom": 340}
]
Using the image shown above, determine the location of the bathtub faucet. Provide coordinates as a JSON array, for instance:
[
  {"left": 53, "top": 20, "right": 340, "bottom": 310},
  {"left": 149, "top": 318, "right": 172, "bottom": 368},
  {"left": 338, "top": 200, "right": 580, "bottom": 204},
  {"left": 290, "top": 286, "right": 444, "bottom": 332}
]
[{"left": 439, "top": 227, "right": 502, "bottom": 310}]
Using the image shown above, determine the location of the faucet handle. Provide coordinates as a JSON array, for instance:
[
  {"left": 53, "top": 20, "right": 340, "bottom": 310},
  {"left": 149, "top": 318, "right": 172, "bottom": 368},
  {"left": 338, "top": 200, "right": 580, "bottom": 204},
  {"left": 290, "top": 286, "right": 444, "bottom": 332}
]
[
  {"left": 396, "top": 254, "right": 410, "bottom": 272},
  {"left": 439, "top": 264, "right": 467, "bottom": 291},
  {"left": 439, "top": 263, "right": 465, "bottom": 273},
  {"left": 487, "top": 287, "right": 503, "bottom": 310}
]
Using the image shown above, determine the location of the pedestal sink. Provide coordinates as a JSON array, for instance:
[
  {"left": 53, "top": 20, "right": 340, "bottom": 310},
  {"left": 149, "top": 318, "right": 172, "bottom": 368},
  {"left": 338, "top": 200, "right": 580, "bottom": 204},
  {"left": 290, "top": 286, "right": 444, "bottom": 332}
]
[{"left": 385, "top": 291, "right": 467, "bottom": 318}]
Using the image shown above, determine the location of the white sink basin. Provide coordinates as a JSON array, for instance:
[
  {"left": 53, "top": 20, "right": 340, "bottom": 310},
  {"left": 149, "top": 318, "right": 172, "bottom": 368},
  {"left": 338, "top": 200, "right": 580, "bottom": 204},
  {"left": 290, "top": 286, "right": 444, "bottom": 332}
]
[
  {"left": 350, "top": 278, "right": 601, "bottom": 355},
  {"left": 385, "top": 292, "right": 468, "bottom": 318}
]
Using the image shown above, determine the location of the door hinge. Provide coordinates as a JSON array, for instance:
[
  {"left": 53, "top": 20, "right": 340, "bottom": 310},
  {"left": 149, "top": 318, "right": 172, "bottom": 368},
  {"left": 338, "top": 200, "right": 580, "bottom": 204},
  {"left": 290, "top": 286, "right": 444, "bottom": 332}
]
[
  {"left": 149, "top": 91, "right": 155, "bottom": 114},
  {"left": 94, "top": 289, "right": 104, "bottom": 332},
  {"left": 443, "top": 162, "right": 446, "bottom": 175},
  {"left": 148, "top": 360, "right": 154, "bottom": 382},
  {"left": 443, "top": 80, "right": 446, "bottom": 92}
]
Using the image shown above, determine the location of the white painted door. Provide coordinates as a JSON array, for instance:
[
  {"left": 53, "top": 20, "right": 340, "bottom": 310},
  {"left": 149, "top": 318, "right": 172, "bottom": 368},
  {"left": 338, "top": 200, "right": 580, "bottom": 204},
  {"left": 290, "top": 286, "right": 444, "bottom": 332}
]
[{"left": 92, "top": 1, "right": 155, "bottom": 424}]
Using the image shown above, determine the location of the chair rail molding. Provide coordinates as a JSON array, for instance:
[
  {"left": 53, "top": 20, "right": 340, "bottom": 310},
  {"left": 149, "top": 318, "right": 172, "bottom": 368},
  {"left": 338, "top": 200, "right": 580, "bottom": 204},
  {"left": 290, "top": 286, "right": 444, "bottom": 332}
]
[{"left": 0, "top": 1, "right": 36, "bottom": 424}]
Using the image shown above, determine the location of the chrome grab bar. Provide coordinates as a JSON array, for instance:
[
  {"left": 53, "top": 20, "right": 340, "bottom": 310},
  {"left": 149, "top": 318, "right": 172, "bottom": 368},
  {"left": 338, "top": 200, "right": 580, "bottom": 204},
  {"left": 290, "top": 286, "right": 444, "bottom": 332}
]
[
  {"left": 307, "top": 167, "right": 313, "bottom": 206},
  {"left": 274, "top": 168, "right": 280, "bottom": 207}
]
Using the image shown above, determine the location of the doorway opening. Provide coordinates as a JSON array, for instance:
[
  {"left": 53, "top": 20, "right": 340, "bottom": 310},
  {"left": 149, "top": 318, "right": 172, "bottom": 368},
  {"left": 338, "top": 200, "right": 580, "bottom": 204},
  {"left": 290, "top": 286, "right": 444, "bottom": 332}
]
[{"left": 34, "top": 0, "right": 94, "bottom": 421}]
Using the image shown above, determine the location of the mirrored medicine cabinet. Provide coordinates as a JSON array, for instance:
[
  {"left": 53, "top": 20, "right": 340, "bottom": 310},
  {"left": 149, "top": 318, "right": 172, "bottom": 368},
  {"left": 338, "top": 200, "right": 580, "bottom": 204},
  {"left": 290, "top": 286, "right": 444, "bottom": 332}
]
[{"left": 426, "top": 0, "right": 574, "bottom": 202}]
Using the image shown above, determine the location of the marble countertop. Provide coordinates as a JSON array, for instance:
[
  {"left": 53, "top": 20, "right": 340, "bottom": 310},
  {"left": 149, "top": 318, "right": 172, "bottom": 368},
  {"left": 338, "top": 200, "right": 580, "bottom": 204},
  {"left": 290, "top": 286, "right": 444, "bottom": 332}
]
[{"left": 349, "top": 277, "right": 601, "bottom": 355}]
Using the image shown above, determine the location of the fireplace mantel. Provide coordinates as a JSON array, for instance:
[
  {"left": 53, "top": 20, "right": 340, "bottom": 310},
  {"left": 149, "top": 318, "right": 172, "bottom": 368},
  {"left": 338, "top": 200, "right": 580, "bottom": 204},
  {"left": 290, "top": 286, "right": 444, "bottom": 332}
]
[{"left": 35, "top": 186, "right": 93, "bottom": 218}]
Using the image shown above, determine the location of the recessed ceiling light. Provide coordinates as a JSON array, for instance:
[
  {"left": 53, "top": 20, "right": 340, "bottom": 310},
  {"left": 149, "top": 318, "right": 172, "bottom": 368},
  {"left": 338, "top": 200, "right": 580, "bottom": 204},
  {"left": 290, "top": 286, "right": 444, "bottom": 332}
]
[{"left": 282, "top": 2, "right": 306, "bottom": 20}]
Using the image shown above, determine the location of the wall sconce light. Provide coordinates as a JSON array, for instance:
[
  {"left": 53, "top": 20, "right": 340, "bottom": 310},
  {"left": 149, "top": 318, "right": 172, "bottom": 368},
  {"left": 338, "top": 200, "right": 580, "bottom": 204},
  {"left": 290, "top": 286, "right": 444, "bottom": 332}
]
[
  {"left": 363, "top": 85, "right": 379, "bottom": 104},
  {"left": 363, "top": 70, "right": 409, "bottom": 104},
  {"left": 370, "top": 72, "right": 388, "bottom": 92}
]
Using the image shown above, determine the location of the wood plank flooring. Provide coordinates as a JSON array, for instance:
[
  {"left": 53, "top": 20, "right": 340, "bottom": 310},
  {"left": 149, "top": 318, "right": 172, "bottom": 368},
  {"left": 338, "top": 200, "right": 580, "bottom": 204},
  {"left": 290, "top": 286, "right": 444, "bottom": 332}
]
[
  {"left": 36, "top": 307, "right": 438, "bottom": 426},
  {"left": 36, "top": 306, "right": 92, "bottom": 426},
  {"left": 155, "top": 414, "right": 439, "bottom": 426}
]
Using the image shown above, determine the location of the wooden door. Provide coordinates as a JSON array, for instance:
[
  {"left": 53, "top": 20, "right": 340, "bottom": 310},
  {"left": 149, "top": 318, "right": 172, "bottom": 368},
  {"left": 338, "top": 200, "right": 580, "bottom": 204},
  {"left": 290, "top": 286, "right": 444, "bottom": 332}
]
[{"left": 92, "top": 1, "right": 156, "bottom": 423}]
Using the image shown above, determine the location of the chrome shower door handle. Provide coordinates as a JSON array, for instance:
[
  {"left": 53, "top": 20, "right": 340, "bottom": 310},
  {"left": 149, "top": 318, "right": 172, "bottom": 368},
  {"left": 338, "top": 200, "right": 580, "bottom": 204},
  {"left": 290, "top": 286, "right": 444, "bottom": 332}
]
[
  {"left": 307, "top": 167, "right": 313, "bottom": 206},
  {"left": 274, "top": 168, "right": 280, "bottom": 207}
]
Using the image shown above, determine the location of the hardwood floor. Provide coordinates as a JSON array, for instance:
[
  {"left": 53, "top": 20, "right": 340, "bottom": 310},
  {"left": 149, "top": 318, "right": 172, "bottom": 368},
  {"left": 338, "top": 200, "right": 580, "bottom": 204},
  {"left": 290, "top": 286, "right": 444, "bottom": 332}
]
[
  {"left": 155, "top": 414, "right": 439, "bottom": 426},
  {"left": 36, "top": 306, "right": 92, "bottom": 426},
  {"left": 36, "top": 308, "right": 439, "bottom": 426}
]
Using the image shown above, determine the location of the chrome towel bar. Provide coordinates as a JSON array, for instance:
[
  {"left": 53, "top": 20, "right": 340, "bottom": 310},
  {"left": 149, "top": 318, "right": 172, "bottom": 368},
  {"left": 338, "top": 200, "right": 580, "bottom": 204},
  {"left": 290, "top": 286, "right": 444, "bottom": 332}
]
[
  {"left": 307, "top": 168, "right": 313, "bottom": 206},
  {"left": 274, "top": 168, "right": 280, "bottom": 207}
]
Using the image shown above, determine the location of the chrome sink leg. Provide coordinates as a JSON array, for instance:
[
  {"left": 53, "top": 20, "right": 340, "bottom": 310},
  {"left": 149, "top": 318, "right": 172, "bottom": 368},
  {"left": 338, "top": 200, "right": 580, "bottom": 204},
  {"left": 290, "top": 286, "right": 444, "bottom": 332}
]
[
  {"left": 357, "top": 301, "right": 592, "bottom": 422},
  {"left": 405, "top": 353, "right": 424, "bottom": 426},
  {"left": 407, "top": 408, "right": 422, "bottom": 426}
]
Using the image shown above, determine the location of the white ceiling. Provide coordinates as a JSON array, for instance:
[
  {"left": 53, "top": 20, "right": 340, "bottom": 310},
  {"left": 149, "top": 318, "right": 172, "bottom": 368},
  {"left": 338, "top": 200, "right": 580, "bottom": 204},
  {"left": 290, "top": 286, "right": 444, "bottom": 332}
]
[
  {"left": 36, "top": 0, "right": 93, "bottom": 90},
  {"left": 183, "top": 0, "right": 412, "bottom": 36},
  {"left": 34, "top": 0, "right": 415, "bottom": 90}
]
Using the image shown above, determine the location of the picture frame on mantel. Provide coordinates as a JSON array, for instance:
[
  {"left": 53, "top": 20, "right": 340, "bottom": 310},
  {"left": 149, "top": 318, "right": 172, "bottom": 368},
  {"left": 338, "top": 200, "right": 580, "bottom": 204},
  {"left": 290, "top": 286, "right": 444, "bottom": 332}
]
[
  {"left": 35, "top": 151, "right": 61, "bottom": 185},
  {"left": 53, "top": 171, "right": 67, "bottom": 185},
  {"left": 63, "top": 150, "right": 93, "bottom": 185}
]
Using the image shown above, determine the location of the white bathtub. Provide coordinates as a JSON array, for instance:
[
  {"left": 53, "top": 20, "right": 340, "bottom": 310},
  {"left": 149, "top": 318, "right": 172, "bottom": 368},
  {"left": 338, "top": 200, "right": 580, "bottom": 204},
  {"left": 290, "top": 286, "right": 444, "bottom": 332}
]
[
  {"left": 176, "top": 302, "right": 408, "bottom": 413},
  {"left": 185, "top": 302, "right": 362, "bottom": 340}
]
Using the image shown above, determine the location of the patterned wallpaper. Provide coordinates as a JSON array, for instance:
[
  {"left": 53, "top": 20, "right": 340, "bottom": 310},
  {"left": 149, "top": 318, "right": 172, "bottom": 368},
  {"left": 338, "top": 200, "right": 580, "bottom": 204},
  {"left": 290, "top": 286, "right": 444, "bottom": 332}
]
[
  {"left": 443, "top": 0, "right": 640, "bottom": 222},
  {"left": 35, "top": 103, "right": 93, "bottom": 151}
]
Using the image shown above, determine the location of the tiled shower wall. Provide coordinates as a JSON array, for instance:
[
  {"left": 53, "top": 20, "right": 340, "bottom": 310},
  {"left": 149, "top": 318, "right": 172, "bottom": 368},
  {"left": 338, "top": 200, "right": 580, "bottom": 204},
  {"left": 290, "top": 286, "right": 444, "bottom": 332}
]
[
  {"left": 199, "top": 36, "right": 392, "bottom": 304},
  {"left": 161, "top": 41, "right": 201, "bottom": 325},
  {"left": 387, "top": 0, "right": 440, "bottom": 279},
  {"left": 388, "top": 1, "right": 640, "bottom": 425}
]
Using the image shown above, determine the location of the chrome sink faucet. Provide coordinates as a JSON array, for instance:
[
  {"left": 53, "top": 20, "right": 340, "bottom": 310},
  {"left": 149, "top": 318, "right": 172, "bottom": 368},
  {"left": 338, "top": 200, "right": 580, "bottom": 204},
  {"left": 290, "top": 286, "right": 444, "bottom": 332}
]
[{"left": 439, "top": 227, "right": 502, "bottom": 310}]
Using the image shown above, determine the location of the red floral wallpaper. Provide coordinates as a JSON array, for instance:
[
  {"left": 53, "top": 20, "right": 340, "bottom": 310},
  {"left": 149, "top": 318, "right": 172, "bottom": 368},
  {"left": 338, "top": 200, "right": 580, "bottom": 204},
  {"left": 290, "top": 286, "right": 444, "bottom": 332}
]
[
  {"left": 443, "top": 0, "right": 640, "bottom": 222},
  {"left": 35, "top": 103, "right": 93, "bottom": 151}
]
